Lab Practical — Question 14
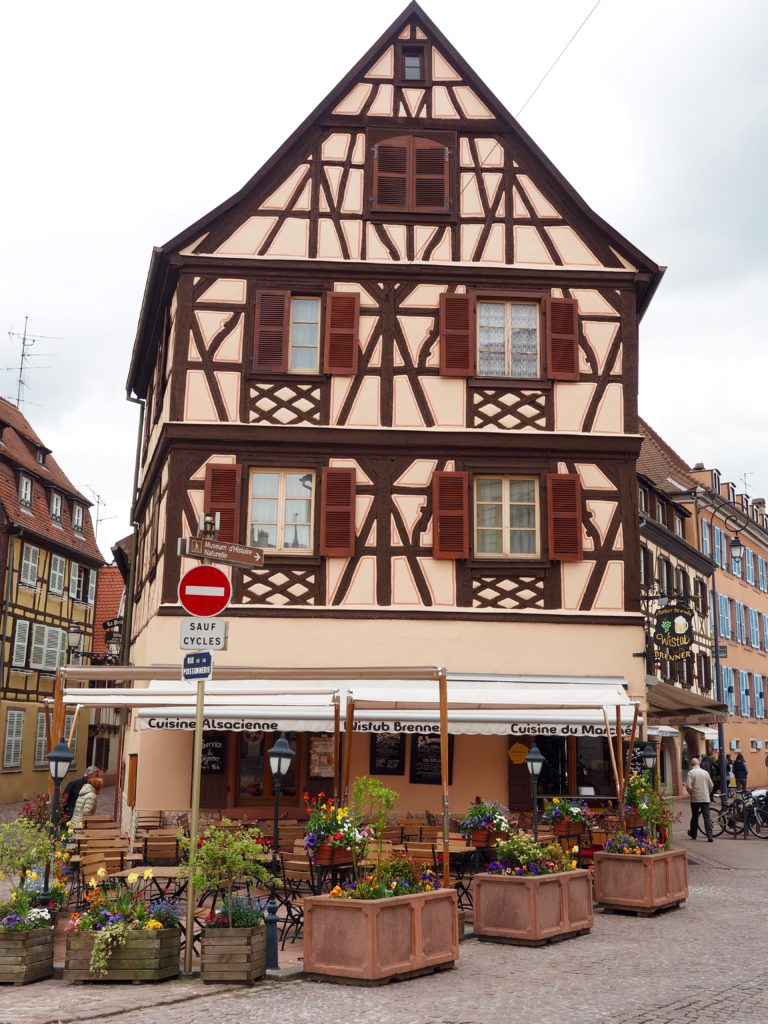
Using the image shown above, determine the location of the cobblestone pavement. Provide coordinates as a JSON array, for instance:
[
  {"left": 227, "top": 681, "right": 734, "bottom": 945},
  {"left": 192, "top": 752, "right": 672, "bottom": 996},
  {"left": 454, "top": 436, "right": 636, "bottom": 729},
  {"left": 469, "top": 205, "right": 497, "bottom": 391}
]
[{"left": 0, "top": 803, "right": 765, "bottom": 1024}]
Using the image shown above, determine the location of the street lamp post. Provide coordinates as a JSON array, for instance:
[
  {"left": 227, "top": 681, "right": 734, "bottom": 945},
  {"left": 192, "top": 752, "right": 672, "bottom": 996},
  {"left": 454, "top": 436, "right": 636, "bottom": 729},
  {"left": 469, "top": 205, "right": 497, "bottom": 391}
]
[
  {"left": 525, "top": 743, "right": 545, "bottom": 841},
  {"left": 37, "top": 738, "right": 74, "bottom": 907},
  {"left": 698, "top": 491, "right": 746, "bottom": 809},
  {"left": 265, "top": 733, "right": 295, "bottom": 972},
  {"left": 640, "top": 740, "right": 658, "bottom": 789}
]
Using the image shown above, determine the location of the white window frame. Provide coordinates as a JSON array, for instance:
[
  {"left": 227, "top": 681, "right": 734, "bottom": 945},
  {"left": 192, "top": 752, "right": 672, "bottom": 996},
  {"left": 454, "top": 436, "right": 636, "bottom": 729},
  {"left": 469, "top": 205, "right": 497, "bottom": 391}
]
[
  {"left": 740, "top": 670, "right": 751, "bottom": 717},
  {"left": 72, "top": 503, "right": 84, "bottom": 534},
  {"left": 476, "top": 299, "right": 541, "bottom": 379},
  {"left": 87, "top": 568, "right": 97, "bottom": 605},
  {"left": 248, "top": 469, "right": 316, "bottom": 555},
  {"left": 29, "top": 624, "right": 65, "bottom": 672},
  {"left": 473, "top": 475, "right": 540, "bottom": 560},
  {"left": 3, "top": 710, "right": 24, "bottom": 769},
  {"left": 638, "top": 487, "right": 648, "bottom": 513},
  {"left": 11, "top": 619, "right": 30, "bottom": 668},
  {"left": 287, "top": 296, "right": 321, "bottom": 374},
  {"left": 49, "top": 554, "right": 66, "bottom": 596},
  {"left": 20, "top": 544, "right": 39, "bottom": 587},
  {"left": 674, "top": 515, "right": 684, "bottom": 538},
  {"left": 50, "top": 492, "right": 62, "bottom": 525},
  {"left": 18, "top": 474, "right": 32, "bottom": 510}
]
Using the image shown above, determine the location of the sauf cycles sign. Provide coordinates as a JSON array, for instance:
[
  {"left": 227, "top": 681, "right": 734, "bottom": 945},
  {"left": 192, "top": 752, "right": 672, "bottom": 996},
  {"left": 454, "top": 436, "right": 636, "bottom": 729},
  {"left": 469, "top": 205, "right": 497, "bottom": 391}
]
[{"left": 654, "top": 603, "right": 694, "bottom": 662}]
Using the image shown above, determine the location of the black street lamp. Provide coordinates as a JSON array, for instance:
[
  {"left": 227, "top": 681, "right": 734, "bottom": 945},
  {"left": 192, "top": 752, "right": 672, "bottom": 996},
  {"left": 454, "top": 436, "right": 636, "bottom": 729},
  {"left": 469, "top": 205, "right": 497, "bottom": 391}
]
[
  {"left": 526, "top": 743, "right": 545, "bottom": 841},
  {"left": 37, "top": 738, "right": 74, "bottom": 907},
  {"left": 641, "top": 740, "right": 658, "bottom": 788},
  {"left": 66, "top": 623, "right": 83, "bottom": 660},
  {"left": 265, "top": 733, "right": 295, "bottom": 972}
]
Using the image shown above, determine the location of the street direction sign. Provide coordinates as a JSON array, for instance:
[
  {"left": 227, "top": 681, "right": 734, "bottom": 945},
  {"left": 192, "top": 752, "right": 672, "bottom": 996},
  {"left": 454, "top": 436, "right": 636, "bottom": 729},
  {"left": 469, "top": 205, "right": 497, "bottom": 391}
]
[
  {"left": 182, "top": 651, "right": 213, "bottom": 682},
  {"left": 181, "top": 618, "right": 228, "bottom": 651},
  {"left": 718, "top": 645, "right": 728, "bottom": 658},
  {"left": 178, "top": 564, "right": 231, "bottom": 617},
  {"left": 178, "top": 536, "right": 264, "bottom": 569}
]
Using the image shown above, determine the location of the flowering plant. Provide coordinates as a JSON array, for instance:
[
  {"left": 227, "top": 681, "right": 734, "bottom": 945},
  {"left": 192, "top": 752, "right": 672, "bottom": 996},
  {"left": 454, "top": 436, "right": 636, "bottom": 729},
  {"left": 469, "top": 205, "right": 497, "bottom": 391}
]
[
  {"left": 0, "top": 885, "right": 53, "bottom": 932},
  {"left": 488, "top": 831, "right": 576, "bottom": 877},
  {"left": 604, "top": 832, "right": 664, "bottom": 856},
  {"left": 205, "top": 896, "right": 265, "bottom": 928},
  {"left": 460, "top": 800, "right": 512, "bottom": 839},
  {"left": 541, "top": 797, "right": 591, "bottom": 824},
  {"left": 303, "top": 792, "right": 372, "bottom": 859},
  {"left": 329, "top": 854, "right": 440, "bottom": 901}
]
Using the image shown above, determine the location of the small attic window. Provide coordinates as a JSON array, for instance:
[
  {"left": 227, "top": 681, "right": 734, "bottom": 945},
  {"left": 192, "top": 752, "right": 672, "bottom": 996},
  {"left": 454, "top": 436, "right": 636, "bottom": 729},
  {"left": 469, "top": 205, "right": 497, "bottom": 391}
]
[
  {"left": 36, "top": 449, "right": 45, "bottom": 466},
  {"left": 395, "top": 41, "right": 431, "bottom": 87},
  {"left": 72, "top": 503, "right": 84, "bottom": 535},
  {"left": 19, "top": 474, "right": 32, "bottom": 510}
]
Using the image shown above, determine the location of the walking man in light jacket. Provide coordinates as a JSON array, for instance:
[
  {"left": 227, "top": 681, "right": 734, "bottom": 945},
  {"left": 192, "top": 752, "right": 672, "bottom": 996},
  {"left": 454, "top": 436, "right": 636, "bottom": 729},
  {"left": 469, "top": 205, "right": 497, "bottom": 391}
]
[{"left": 686, "top": 757, "right": 714, "bottom": 841}]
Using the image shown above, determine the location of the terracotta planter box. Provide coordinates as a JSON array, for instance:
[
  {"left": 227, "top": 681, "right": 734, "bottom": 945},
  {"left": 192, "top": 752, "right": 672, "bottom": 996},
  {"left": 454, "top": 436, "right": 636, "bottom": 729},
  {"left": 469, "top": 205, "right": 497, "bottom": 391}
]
[
  {"left": 594, "top": 849, "right": 688, "bottom": 913},
  {"left": 312, "top": 843, "right": 355, "bottom": 866},
  {"left": 470, "top": 829, "right": 508, "bottom": 847},
  {"left": 624, "top": 813, "right": 644, "bottom": 828},
  {"left": 64, "top": 927, "right": 180, "bottom": 982},
  {"left": 0, "top": 929, "right": 53, "bottom": 985},
  {"left": 201, "top": 925, "right": 266, "bottom": 984},
  {"left": 473, "top": 870, "right": 593, "bottom": 945},
  {"left": 552, "top": 821, "right": 585, "bottom": 837},
  {"left": 303, "top": 888, "right": 458, "bottom": 984}
]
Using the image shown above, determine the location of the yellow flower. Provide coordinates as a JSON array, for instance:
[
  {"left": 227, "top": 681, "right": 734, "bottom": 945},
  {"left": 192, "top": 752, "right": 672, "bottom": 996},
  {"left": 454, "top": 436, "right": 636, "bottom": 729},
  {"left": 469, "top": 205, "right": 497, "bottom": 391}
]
[
  {"left": 570, "top": 846, "right": 578, "bottom": 854},
  {"left": 63, "top": 853, "right": 71, "bottom": 863},
  {"left": 143, "top": 868, "right": 153, "bottom": 880},
  {"left": 96, "top": 866, "right": 108, "bottom": 879},
  {"left": 9, "top": 891, "right": 16, "bottom": 902},
  {"left": 144, "top": 919, "right": 163, "bottom": 930},
  {"left": 329, "top": 885, "right": 343, "bottom": 899},
  {"left": 0, "top": 870, "right": 5, "bottom": 880},
  {"left": 570, "top": 860, "right": 577, "bottom": 869},
  {"left": 30, "top": 871, "right": 38, "bottom": 880},
  {"left": 552, "top": 797, "right": 560, "bottom": 805},
  {"left": 127, "top": 872, "right": 139, "bottom": 885},
  {"left": 88, "top": 877, "right": 97, "bottom": 887}
]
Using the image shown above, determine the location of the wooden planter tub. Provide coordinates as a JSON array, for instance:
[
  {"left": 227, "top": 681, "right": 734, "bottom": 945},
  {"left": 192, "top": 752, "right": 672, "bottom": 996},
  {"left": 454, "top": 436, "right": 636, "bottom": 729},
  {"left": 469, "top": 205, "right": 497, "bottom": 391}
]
[
  {"left": 63, "top": 927, "right": 180, "bottom": 982},
  {"left": 470, "top": 829, "right": 508, "bottom": 848},
  {"left": 303, "top": 888, "right": 458, "bottom": 984},
  {"left": 473, "top": 870, "right": 593, "bottom": 945},
  {"left": 594, "top": 849, "right": 688, "bottom": 914},
  {"left": 201, "top": 925, "right": 266, "bottom": 983},
  {"left": 0, "top": 929, "right": 54, "bottom": 985}
]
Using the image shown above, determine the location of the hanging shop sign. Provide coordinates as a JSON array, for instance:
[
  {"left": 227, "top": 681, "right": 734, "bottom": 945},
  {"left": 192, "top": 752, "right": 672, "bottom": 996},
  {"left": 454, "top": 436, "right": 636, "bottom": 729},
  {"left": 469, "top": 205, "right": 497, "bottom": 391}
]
[{"left": 654, "top": 603, "right": 694, "bottom": 662}]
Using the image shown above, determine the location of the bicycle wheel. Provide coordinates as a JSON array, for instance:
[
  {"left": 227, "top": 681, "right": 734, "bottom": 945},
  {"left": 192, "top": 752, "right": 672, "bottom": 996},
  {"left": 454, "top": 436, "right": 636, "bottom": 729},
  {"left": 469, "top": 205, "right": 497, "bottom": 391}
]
[
  {"left": 707, "top": 808, "right": 726, "bottom": 838},
  {"left": 747, "top": 807, "right": 768, "bottom": 838}
]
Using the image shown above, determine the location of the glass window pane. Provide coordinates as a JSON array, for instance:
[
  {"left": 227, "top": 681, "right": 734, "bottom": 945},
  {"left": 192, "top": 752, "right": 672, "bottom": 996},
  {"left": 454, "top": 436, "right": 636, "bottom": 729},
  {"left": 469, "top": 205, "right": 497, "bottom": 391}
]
[
  {"left": 285, "top": 473, "right": 314, "bottom": 498},
  {"left": 251, "top": 473, "right": 278, "bottom": 498},
  {"left": 239, "top": 733, "right": 265, "bottom": 798},
  {"left": 511, "top": 303, "right": 537, "bottom": 328},
  {"left": 477, "top": 530, "right": 503, "bottom": 554},
  {"left": 291, "top": 320, "right": 319, "bottom": 345},
  {"left": 510, "top": 505, "right": 535, "bottom": 529},
  {"left": 292, "top": 298, "right": 320, "bottom": 323},
  {"left": 251, "top": 524, "right": 277, "bottom": 548},
  {"left": 251, "top": 498, "right": 278, "bottom": 523},
  {"left": 282, "top": 524, "right": 311, "bottom": 550},
  {"left": 511, "top": 530, "right": 536, "bottom": 554},
  {"left": 284, "top": 498, "right": 311, "bottom": 523},
  {"left": 476, "top": 479, "right": 503, "bottom": 502},
  {"left": 479, "top": 302, "right": 505, "bottom": 327},
  {"left": 476, "top": 504, "right": 502, "bottom": 528},
  {"left": 290, "top": 347, "right": 318, "bottom": 371},
  {"left": 509, "top": 479, "right": 535, "bottom": 503}
]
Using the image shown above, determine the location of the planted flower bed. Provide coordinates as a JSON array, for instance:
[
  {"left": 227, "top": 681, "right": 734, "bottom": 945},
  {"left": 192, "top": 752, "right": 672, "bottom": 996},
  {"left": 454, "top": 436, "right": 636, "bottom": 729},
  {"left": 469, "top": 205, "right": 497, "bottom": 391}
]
[
  {"left": 200, "top": 898, "right": 267, "bottom": 984},
  {"left": 0, "top": 819, "right": 56, "bottom": 985},
  {"left": 594, "top": 834, "right": 688, "bottom": 914},
  {"left": 460, "top": 800, "right": 512, "bottom": 848}
]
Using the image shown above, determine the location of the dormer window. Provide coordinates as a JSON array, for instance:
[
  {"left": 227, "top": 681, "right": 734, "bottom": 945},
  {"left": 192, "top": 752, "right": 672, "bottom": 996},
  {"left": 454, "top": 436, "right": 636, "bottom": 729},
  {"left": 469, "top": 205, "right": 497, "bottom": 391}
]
[
  {"left": 72, "top": 503, "right": 84, "bottom": 535},
  {"left": 712, "top": 469, "right": 721, "bottom": 493},
  {"left": 638, "top": 487, "right": 648, "bottom": 514},
  {"left": 36, "top": 450, "right": 45, "bottom": 466},
  {"left": 19, "top": 474, "right": 32, "bottom": 510},
  {"left": 50, "top": 492, "right": 62, "bottom": 525},
  {"left": 728, "top": 483, "right": 736, "bottom": 503},
  {"left": 395, "top": 41, "right": 430, "bottom": 87}
]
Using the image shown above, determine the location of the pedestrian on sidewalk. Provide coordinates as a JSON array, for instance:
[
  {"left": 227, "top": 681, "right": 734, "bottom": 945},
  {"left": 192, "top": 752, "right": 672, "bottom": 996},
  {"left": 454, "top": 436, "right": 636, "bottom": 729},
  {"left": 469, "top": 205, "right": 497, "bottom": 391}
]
[
  {"left": 62, "top": 764, "right": 102, "bottom": 823},
  {"left": 69, "top": 772, "right": 103, "bottom": 829},
  {"left": 686, "top": 756, "right": 714, "bottom": 841},
  {"left": 734, "top": 752, "right": 748, "bottom": 790}
]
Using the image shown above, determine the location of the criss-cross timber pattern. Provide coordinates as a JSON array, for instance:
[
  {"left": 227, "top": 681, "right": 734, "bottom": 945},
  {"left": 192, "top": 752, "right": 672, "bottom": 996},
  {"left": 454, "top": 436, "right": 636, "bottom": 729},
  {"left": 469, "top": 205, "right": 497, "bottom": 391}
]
[
  {"left": 248, "top": 383, "right": 323, "bottom": 425},
  {"left": 472, "top": 575, "right": 545, "bottom": 609},
  {"left": 470, "top": 387, "right": 548, "bottom": 430},
  {"left": 239, "top": 568, "right": 318, "bottom": 605}
]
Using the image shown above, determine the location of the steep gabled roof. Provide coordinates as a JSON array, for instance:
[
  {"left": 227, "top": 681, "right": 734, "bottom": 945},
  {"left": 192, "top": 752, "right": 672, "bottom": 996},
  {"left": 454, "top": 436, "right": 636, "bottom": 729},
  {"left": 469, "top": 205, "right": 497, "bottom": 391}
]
[
  {"left": 128, "top": 2, "right": 663, "bottom": 395},
  {"left": 637, "top": 417, "right": 699, "bottom": 496}
]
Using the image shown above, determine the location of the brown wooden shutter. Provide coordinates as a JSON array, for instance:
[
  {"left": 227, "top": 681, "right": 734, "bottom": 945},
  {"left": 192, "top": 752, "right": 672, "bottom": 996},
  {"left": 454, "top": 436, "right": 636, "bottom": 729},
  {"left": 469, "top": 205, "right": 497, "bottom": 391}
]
[
  {"left": 319, "top": 468, "right": 356, "bottom": 557},
  {"left": 323, "top": 292, "right": 360, "bottom": 374},
  {"left": 439, "top": 293, "right": 475, "bottom": 377},
  {"left": 545, "top": 297, "right": 579, "bottom": 380},
  {"left": 203, "top": 463, "right": 243, "bottom": 543},
  {"left": 413, "top": 138, "right": 448, "bottom": 212},
  {"left": 373, "top": 137, "right": 409, "bottom": 210},
  {"left": 253, "top": 290, "right": 290, "bottom": 372},
  {"left": 546, "top": 473, "right": 583, "bottom": 562},
  {"left": 432, "top": 471, "right": 469, "bottom": 559}
]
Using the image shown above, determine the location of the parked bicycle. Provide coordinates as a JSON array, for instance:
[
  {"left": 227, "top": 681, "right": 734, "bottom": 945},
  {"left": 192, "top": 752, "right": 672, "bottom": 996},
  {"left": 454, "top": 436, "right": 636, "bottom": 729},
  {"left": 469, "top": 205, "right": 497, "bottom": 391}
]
[{"left": 698, "top": 789, "right": 768, "bottom": 839}]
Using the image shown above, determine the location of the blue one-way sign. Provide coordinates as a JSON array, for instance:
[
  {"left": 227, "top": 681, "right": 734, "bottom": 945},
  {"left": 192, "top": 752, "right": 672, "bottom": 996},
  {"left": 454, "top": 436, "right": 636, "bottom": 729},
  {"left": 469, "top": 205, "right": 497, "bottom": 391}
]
[{"left": 183, "top": 651, "right": 212, "bottom": 682}]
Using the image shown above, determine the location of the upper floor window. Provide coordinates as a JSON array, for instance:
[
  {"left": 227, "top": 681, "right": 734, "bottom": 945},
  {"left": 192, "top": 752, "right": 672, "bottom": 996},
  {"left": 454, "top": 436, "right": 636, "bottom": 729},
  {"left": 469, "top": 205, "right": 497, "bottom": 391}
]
[
  {"left": 370, "top": 132, "right": 451, "bottom": 214},
  {"left": 727, "top": 483, "right": 736, "bottom": 503},
  {"left": 694, "top": 578, "right": 708, "bottom": 616},
  {"left": 50, "top": 492, "right": 62, "bottom": 525},
  {"left": 638, "top": 487, "right": 648, "bottom": 514},
  {"left": 252, "top": 290, "right": 360, "bottom": 376},
  {"left": 20, "top": 544, "right": 39, "bottom": 587},
  {"left": 674, "top": 514, "right": 684, "bottom": 538},
  {"left": 288, "top": 298, "right": 321, "bottom": 372},
  {"left": 395, "top": 41, "right": 430, "bottom": 86},
  {"left": 745, "top": 547, "right": 755, "bottom": 585},
  {"left": 474, "top": 476, "right": 539, "bottom": 558},
  {"left": 640, "top": 546, "right": 653, "bottom": 588},
  {"left": 249, "top": 470, "right": 315, "bottom": 554},
  {"left": 49, "top": 554, "right": 66, "bottom": 596},
  {"left": 18, "top": 474, "right": 32, "bottom": 510},
  {"left": 3, "top": 710, "right": 24, "bottom": 770},
  {"left": 477, "top": 301, "right": 539, "bottom": 378},
  {"left": 655, "top": 497, "right": 666, "bottom": 525},
  {"left": 36, "top": 449, "right": 45, "bottom": 466},
  {"left": 72, "top": 504, "right": 84, "bottom": 535}
]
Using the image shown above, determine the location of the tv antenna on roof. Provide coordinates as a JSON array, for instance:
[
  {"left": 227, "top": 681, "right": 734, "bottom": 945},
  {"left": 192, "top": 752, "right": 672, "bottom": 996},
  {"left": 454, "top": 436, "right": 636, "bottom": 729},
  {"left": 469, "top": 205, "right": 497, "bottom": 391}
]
[
  {"left": 84, "top": 485, "right": 117, "bottom": 542},
  {"left": 7, "top": 316, "right": 58, "bottom": 408},
  {"left": 740, "top": 472, "right": 753, "bottom": 498}
]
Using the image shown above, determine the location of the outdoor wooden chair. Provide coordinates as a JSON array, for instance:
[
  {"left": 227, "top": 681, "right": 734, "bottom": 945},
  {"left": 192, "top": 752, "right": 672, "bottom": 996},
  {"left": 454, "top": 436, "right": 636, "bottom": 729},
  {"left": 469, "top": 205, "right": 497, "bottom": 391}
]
[
  {"left": 143, "top": 836, "right": 179, "bottom": 865},
  {"left": 279, "top": 853, "right": 316, "bottom": 948}
]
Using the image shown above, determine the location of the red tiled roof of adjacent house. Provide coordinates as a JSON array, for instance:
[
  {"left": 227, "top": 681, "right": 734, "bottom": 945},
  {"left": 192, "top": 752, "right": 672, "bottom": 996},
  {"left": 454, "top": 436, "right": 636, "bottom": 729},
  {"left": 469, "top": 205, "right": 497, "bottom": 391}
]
[
  {"left": 0, "top": 398, "right": 104, "bottom": 563},
  {"left": 637, "top": 418, "right": 699, "bottom": 496},
  {"left": 92, "top": 565, "right": 124, "bottom": 657}
]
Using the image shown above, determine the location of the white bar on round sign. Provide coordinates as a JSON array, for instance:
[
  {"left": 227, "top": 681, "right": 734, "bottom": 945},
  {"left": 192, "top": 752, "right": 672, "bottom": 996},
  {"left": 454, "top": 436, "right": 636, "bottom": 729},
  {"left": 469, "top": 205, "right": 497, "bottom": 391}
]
[{"left": 184, "top": 585, "right": 226, "bottom": 596}]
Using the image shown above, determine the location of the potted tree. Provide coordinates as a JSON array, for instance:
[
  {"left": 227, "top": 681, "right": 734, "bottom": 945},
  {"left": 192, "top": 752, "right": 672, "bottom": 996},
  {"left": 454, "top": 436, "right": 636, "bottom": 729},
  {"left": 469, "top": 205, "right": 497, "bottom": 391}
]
[
  {"left": 0, "top": 819, "right": 56, "bottom": 985},
  {"left": 594, "top": 831, "right": 688, "bottom": 914},
  {"left": 178, "top": 820, "right": 274, "bottom": 984},
  {"left": 473, "top": 831, "right": 593, "bottom": 945},
  {"left": 460, "top": 800, "right": 513, "bottom": 847},
  {"left": 303, "top": 778, "right": 458, "bottom": 983}
]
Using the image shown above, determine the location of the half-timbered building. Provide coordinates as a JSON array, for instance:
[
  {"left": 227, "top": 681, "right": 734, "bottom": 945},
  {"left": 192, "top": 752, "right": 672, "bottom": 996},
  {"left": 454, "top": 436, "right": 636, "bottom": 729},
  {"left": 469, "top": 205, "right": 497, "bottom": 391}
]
[{"left": 122, "top": 3, "right": 664, "bottom": 817}]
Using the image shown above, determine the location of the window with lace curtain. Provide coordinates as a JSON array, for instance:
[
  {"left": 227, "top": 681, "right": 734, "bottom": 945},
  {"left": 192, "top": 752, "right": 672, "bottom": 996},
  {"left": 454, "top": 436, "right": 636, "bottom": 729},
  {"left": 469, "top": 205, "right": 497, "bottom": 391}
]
[{"left": 477, "top": 301, "right": 539, "bottom": 378}]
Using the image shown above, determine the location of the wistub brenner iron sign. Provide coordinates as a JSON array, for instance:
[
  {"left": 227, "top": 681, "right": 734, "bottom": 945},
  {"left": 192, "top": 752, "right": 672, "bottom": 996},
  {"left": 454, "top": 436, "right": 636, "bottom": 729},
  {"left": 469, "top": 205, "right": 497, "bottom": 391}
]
[{"left": 654, "top": 602, "right": 694, "bottom": 662}]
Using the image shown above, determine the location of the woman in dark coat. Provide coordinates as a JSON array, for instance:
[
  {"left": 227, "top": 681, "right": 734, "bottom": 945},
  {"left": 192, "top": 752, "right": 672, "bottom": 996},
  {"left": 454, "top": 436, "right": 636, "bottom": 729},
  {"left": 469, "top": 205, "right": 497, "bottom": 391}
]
[{"left": 733, "top": 752, "right": 748, "bottom": 790}]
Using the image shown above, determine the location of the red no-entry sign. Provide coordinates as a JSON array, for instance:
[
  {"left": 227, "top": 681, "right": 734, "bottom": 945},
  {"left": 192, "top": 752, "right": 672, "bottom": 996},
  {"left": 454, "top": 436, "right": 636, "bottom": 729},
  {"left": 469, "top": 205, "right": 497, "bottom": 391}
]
[{"left": 178, "top": 564, "right": 231, "bottom": 617}]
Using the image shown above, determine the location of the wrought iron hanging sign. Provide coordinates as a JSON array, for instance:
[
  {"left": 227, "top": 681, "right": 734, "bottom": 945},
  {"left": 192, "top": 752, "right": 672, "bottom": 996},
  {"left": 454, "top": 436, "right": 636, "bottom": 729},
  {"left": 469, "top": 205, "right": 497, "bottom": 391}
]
[{"left": 654, "top": 602, "right": 694, "bottom": 661}]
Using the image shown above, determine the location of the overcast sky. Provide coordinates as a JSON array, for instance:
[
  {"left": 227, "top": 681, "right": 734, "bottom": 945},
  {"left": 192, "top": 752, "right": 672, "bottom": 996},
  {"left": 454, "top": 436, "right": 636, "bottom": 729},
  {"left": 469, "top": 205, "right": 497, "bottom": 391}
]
[{"left": 1, "top": 0, "right": 766, "bottom": 558}]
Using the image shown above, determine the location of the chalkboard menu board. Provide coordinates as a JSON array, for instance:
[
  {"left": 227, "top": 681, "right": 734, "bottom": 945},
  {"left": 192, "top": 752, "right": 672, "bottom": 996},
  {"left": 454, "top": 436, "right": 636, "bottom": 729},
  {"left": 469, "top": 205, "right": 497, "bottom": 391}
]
[
  {"left": 369, "top": 734, "right": 406, "bottom": 776},
  {"left": 201, "top": 732, "right": 225, "bottom": 774},
  {"left": 409, "top": 734, "right": 454, "bottom": 785}
]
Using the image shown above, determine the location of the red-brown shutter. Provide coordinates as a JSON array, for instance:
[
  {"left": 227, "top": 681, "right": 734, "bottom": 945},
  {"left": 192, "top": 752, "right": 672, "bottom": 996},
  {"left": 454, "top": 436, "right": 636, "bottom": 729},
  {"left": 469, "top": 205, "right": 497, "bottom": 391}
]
[
  {"left": 439, "top": 293, "right": 475, "bottom": 377},
  {"left": 203, "top": 464, "right": 243, "bottom": 544},
  {"left": 545, "top": 297, "right": 579, "bottom": 381},
  {"left": 432, "top": 471, "right": 469, "bottom": 559},
  {"left": 413, "top": 138, "right": 449, "bottom": 213},
  {"left": 373, "top": 137, "right": 409, "bottom": 210},
  {"left": 319, "top": 468, "right": 356, "bottom": 557},
  {"left": 323, "top": 292, "right": 360, "bottom": 374},
  {"left": 547, "top": 473, "right": 583, "bottom": 562},
  {"left": 253, "top": 290, "right": 289, "bottom": 372}
]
